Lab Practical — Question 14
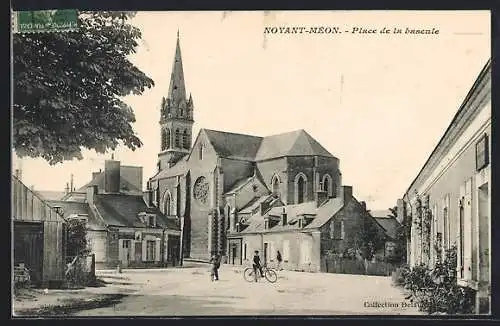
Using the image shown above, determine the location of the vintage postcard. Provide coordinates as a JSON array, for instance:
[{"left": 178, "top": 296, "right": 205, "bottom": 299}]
[{"left": 11, "top": 10, "right": 491, "bottom": 317}]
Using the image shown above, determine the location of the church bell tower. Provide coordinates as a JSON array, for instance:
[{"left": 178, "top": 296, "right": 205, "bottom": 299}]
[{"left": 158, "top": 31, "right": 194, "bottom": 171}]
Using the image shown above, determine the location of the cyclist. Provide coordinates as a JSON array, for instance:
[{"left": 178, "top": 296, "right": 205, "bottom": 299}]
[{"left": 252, "top": 250, "right": 263, "bottom": 280}]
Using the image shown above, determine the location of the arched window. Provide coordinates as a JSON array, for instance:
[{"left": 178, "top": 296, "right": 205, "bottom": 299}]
[
  {"left": 183, "top": 129, "right": 189, "bottom": 149},
  {"left": 295, "top": 173, "right": 307, "bottom": 204},
  {"left": 161, "top": 129, "right": 166, "bottom": 150},
  {"left": 165, "top": 129, "right": 171, "bottom": 149},
  {"left": 271, "top": 175, "right": 280, "bottom": 198},
  {"left": 164, "top": 191, "right": 172, "bottom": 216},
  {"left": 175, "top": 129, "right": 180, "bottom": 148},
  {"left": 322, "top": 174, "right": 333, "bottom": 197}
]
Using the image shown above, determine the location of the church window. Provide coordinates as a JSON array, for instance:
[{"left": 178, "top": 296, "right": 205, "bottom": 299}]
[
  {"left": 165, "top": 129, "right": 171, "bottom": 149},
  {"left": 164, "top": 192, "right": 171, "bottom": 215},
  {"left": 183, "top": 129, "right": 189, "bottom": 149},
  {"left": 322, "top": 174, "right": 333, "bottom": 197},
  {"left": 193, "top": 176, "right": 209, "bottom": 204},
  {"left": 271, "top": 175, "right": 280, "bottom": 198},
  {"left": 161, "top": 129, "right": 167, "bottom": 150},
  {"left": 199, "top": 144, "right": 204, "bottom": 160},
  {"left": 175, "top": 129, "right": 181, "bottom": 148},
  {"left": 295, "top": 173, "right": 307, "bottom": 204}
]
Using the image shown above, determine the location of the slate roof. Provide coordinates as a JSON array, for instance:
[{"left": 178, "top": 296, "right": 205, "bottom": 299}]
[
  {"left": 94, "top": 194, "right": 180, "bottom": 230},
  {"left": 150, "top": 156, "right": 188, "bottom": 181},
  {"left": 47, "top": 200, "right": 106, "bottom": 231},
  {"left": 238, "top": 195, "right": 279, "bottom": 215},
  {"left": 204, "top": 129, "right": 263, "bottom": 161},
  {"left": 201, "top": 128, "right": 335, "bottom": 162},
  {"left": 255, "top": 129, "right": 335, "bottom": 161},
  {"left": 78, "top": 171, "right": 142, "bottom": 194},
  {"left": 374, "top": 217, "right": 400, "bottom": 240},
  {"left": 238, "top": 197, "right": 345, "bottom": 234}
]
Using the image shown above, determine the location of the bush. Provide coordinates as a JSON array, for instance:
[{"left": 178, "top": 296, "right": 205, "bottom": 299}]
[
  {"left": 400, "top": 246, "right": 476, "bottom": 315},
  {"left": 392, "top": 264, "right": 410, "bottom": 286}
]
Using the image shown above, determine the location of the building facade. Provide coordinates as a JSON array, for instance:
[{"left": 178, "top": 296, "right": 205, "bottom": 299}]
[
  {"left": 146, "top": 33, "right": 376, "bottom": 266},
  {"left": 400, "top": 59, "right": 491, "bottom": 313},
  {"left": 46, "top": 159, "right": 181, "bottom": 270}
]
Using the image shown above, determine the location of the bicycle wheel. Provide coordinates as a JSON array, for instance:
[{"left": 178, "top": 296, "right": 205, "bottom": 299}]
[
  {"left": 243, "top": 268, "right": 255, "bottom": 282},
  {"left": 264, "top": 268, "right": 278, "bottom": 283}
]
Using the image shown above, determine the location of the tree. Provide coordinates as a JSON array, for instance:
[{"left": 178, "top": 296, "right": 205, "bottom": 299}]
[
  {"left": 13, "top": 11, "right": 154, "bottom": 165},
  {"left": 66, "top": 218, "right": 90, "bottom": 257},
  {"left": 389, "top": 206, "right": 409, "bottom": 263}
]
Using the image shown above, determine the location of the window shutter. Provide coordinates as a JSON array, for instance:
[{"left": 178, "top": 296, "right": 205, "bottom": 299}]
[
  {"left": 118, "top": 239, "right": 124, "bottom": 262},
  {"left": 464, "top": 178, "right": 473, "bottom": 280},
  {"left": 142, "top": 240, "right": 147, "bottom": 262},
  {"left": 155, "top": 239, "right": 161, "bottom": 262}
]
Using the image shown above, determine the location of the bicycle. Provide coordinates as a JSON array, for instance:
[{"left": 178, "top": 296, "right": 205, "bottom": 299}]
[{"left": 243, "top": 265, "right": 278, "bottom": 283}]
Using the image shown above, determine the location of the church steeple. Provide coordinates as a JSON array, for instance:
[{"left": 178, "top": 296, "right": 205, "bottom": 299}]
[
  {"left": 158, "top": 31, "right": 195, "bottom": 172},
  {"left": 167, "top": 31, "right": 186, "bottom": 106}
]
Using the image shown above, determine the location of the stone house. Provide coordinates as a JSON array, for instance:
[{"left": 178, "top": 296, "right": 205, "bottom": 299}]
[
  {"left": 226, "top": 186, "right": 382, "bottom": 272},
  {"left": 398, "top": 59, "right": 491, "bottom": 313},
  {"left": 46, "top": 159, "right": 181, "bottom": 270}
]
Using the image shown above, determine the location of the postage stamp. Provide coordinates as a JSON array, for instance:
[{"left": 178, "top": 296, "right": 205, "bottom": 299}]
[{"left": 12, "top": 9, "right": 78, "bottom": 33}]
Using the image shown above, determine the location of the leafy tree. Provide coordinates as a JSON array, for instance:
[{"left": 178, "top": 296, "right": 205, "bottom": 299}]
[
  {"left": 13, "top": 11, "right": 154, "bottom": 165},
  {"left": 66, "top": 218, "right": 90, "bottom": 258},
  {"left": 389, "top": 205, "right": 410, "bottom": 263}
]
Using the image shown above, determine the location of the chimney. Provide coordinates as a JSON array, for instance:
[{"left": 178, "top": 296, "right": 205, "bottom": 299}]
[
  {"left": 281, "top": 207, "right": 287, "bottom": 226},
  {"left": 341, "top": 186, "right": 352, "bottom": 204},
  {"left": 104, "top": 159, "right": 121, "bottom": 193},
  {"left": 70, "top": 174, "right": 74, "bottom": 192},
  {"left": 65, "top": 182, "right": 70, "bottom": 194},
  {"left": 360, "top": 201, "right": 367, "bottom": 212},
  {"left": 396, "top": 198, "right": 405, "bottom": 224},
  {"left": 86, "top": 185, "right": 98, "bottom": 206}
]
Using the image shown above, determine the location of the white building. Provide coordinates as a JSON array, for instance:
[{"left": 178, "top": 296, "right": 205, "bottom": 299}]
[{"left": 400, "top": 59, "right": 491, "bottom": 314}]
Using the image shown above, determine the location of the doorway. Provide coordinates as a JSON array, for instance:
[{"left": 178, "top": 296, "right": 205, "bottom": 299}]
[
  {"left": 14, "top": 222, "right": 44, "bottom": 285},
  {"left": 264, "top": 242, "right": 268, "bottom": 264},
  {"left": 227, "top": 238, "right": 242, "bottom": 265}
]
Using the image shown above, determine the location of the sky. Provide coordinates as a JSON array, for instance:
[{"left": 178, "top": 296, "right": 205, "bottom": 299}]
[{"left": 12, "top": 10, "right": 491, "bottom": 210}]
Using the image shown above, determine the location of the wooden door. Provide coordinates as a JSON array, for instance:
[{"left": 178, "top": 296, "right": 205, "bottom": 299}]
[{"left": 14, "top": 222, "right": 44, "bottom": 284}]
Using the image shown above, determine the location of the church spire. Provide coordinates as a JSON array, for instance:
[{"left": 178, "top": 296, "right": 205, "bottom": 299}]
[{"left": 167, "top": 31, "right": 186, "bottom": 105}]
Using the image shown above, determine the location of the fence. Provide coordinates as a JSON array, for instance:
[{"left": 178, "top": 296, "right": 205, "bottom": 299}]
[
  {"left": 65, "top": 253, "right": 96, "bottom": 285},
  {"left": 322, "top": 257, "right": 398, "bottom": 276}
]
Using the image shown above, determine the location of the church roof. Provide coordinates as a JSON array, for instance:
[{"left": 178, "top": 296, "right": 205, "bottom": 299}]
[
  {"left": 255, "top": 129, "right": 334, "bottom": 161},
  {"left": 150, "top": 155, "right": 188, "bottom": 181},
  {"left": 203, "top": 129, "right": 263, "bottom": 161},
  {"left": 201, "top": 128, "right": 335, "bottom": 162}
]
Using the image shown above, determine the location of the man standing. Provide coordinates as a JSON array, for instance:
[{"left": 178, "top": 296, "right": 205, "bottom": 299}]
[
  {"left": 210, "top": 253, "right": 220, "bottom": 281},
  {"left": 276, "top": 250, "right": 283, "bottom": 270}
]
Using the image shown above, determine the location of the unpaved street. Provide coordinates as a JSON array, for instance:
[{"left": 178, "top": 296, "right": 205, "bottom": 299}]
[{"left": 75, "top": 264, "right": 421, "bottom": 316}]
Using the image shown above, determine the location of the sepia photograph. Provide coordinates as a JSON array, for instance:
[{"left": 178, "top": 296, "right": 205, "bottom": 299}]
[{"left": 11, "top": 10, "right": 491, "bottom": 317}]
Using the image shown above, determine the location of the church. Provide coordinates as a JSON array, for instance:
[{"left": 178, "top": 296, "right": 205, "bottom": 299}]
[{"left": 145, "top": 34, "right": 376, "bottom": 270}]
